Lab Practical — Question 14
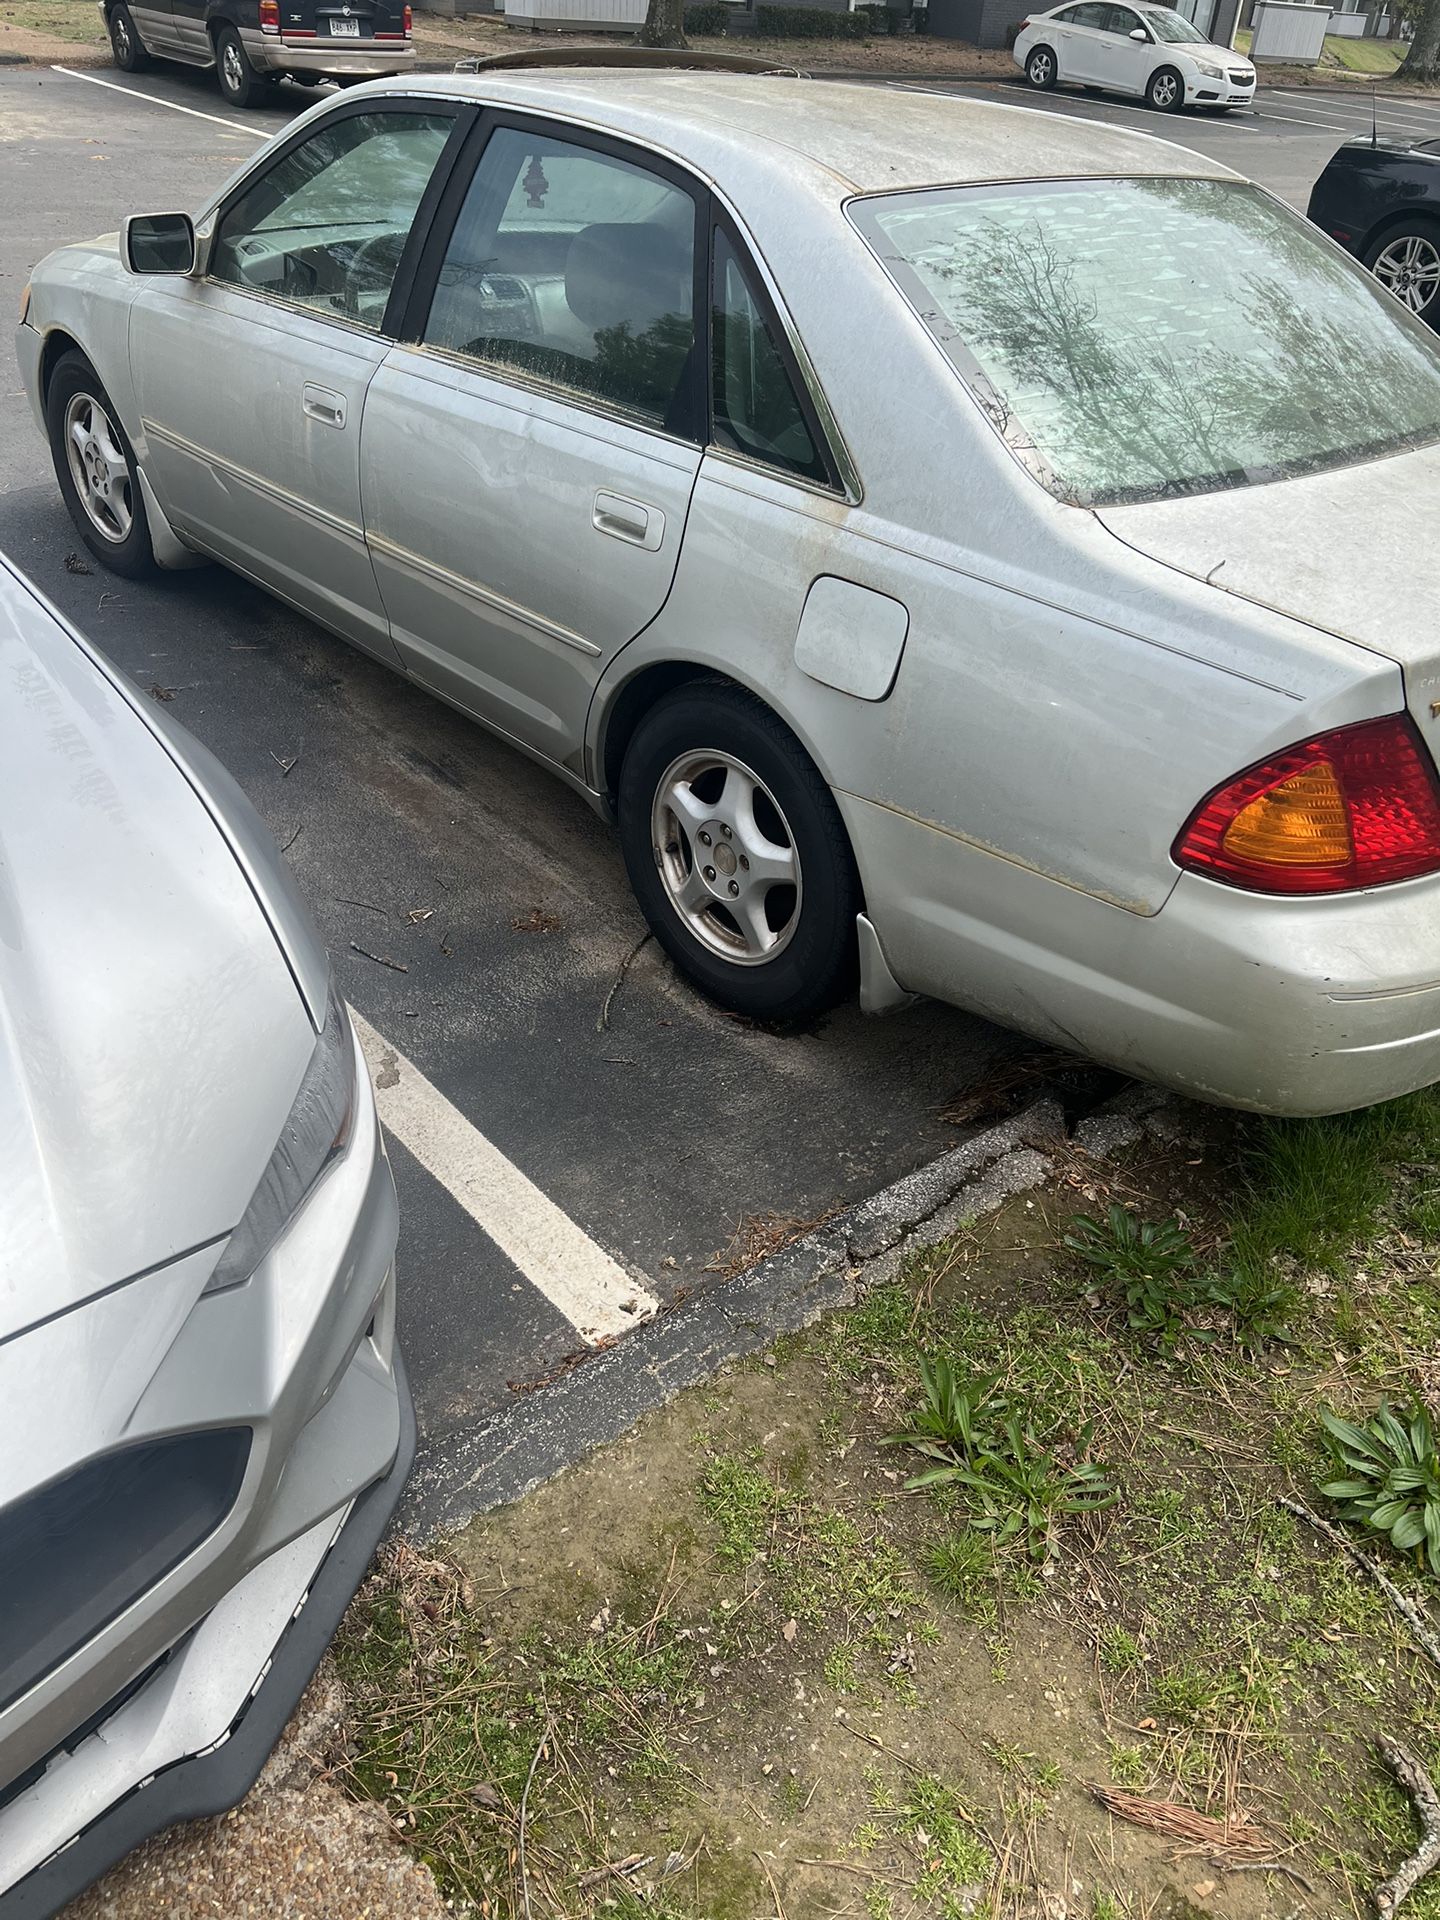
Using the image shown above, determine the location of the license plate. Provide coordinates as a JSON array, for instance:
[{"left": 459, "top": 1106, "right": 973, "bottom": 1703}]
[{"left": 331, "top": 17, "right": 361, "bottom": 34}]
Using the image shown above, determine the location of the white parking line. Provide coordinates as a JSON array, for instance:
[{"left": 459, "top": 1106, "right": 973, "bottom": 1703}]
[
  {"left": 50, "top": 65, "right": 266, "bottom": 136},
  {"left": 351, "top": 1012, "right": 660, "bottom": 1346},
  {"left": 894, "top": 80, "right": 1260, "bottom": 132},
  {"left": 1253, "top": 93, "right": 1438, "bottom": 134}
]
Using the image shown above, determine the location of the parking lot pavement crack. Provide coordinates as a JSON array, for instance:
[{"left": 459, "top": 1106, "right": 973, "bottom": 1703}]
[{"left": 396, "top": 1097, "right": 1085, "bottom": 1542}]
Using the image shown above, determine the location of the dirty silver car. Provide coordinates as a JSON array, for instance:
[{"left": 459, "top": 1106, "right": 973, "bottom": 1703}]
[
  {"left": 0, "top": 556, "right": 410, "bottom": 1917},
  {"left": 19, "top": 69, "right": 1440, "bottom": 1115}
]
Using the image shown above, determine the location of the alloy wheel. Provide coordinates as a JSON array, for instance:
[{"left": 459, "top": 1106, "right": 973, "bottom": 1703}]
[
  {"left": 222, "top": 39, "right": 246, "bottom": 95},
  {"left": 63, "top": 393, "right": 132, "bottom": 545},
  {"left": 651, "top": 749, "right": 802, "bottom": 965},
  {"left": 1373, "top": 232, "right": 1440, "bottom": 315},
  {"left": 113, "top": 12, "right": 132, "bottom": 57}
]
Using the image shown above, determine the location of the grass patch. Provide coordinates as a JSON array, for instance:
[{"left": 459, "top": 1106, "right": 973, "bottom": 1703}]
[
  {"left": 1324, "top": 32, "right": 1406, "bottom": 73},
  {"left": 0, "top": 0, "right": 107, "bottom": 43}
]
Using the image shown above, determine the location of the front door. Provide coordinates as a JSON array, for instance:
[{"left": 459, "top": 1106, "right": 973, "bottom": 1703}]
[
  {"left": 131, "top": 102, "right": 461, "bottom": 661},
  {"left": 359, "top": 120, "right": 704, "bottom": 768},
  {"left": 1095, "top": 4, "right": 1156, "bottom": 90}
]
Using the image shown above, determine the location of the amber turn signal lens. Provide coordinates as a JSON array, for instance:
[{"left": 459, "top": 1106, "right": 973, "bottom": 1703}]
[{"left": 1174, "top": 714, "right": 1440, "bottom": 895}]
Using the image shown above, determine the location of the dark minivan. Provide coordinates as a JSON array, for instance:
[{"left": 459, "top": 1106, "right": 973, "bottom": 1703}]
[{"left": 101, "top": 0, "right": 413, "bottom": 108}]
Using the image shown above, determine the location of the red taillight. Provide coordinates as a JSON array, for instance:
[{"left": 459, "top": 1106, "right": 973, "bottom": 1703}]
[
  {"left": 403, "top": 2, "right": 412, "bottom": 28},
  {"left": 259, "top": 0, "right": 280, "bottom": 29},
  {"left": 1173, "top": 714, "right": 1440, "bottom": 895}
]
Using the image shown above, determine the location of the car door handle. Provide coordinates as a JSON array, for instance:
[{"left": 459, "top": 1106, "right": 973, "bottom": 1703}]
[
  {"left": 302, "top": 383, "right": 346, "bottom": 429},
  {"left": 593, "top": 490, "right": 664, "bottom": 552}
]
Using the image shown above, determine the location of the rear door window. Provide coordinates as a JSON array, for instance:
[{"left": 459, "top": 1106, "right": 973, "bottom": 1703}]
[
  {"left": 421, "top": 125, "right": 699, "bottom": 433},
  {"left": 711, "top": 230, "right": 828, "bottom": 485}
]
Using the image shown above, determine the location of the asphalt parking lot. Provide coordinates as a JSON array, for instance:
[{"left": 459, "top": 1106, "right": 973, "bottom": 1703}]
[{"left": 3, "top": 56, "right": 1432, "bottom": 1484}]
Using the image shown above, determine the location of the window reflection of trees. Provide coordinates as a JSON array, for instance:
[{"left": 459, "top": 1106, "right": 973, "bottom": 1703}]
[{"left": 884, "top": 179, "right": 1440, "bottom": 505}]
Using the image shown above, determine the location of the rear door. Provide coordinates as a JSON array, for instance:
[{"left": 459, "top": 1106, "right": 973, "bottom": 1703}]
[
  {"left": 1053, "top": 4, "right": 1113, "bottom": 81},
  {"left": 358, "top": 116, "right": 705, "bottom": 767}
]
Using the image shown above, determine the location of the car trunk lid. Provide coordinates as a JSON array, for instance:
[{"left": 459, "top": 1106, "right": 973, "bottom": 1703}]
[{"left": 1096, "top": 438, "right": 1440, "bottom": 752}]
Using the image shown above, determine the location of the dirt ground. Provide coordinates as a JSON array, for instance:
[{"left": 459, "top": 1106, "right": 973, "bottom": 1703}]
[{"left": 335, "top": 1095, "right": 1440, "bottom": 1920}]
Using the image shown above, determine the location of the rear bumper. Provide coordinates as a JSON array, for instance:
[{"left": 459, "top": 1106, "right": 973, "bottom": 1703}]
[
  {"left": 842, "top": 790, "right": 1440, "bottom": 1116},
  {"left": 0, "top": 1351, "right": 415, "bottom": 1920},
  {"left": 241, "top": 28, "right": 414, "bottom": 73}
]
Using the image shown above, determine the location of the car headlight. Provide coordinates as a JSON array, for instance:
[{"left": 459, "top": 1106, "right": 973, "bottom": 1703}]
[
  {"left": 1191, "top": 57, "right": 1224, "bottom": 77},
  {"left": 203, "top": 985, "right": 358, "bottom": 1295}
]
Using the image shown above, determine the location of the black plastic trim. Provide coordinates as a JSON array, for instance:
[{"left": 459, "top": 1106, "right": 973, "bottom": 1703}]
[{"left": 0, "top": 1350, "right": 416, "bottom": 1920}]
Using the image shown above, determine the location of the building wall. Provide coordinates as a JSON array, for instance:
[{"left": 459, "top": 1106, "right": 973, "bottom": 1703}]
[{"left": 926, "top": 0, "right": 1024, "bottom": 46}]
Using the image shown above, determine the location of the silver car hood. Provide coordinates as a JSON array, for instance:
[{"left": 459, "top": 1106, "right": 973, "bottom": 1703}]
[
  {"left": 1097, "top": 441, "right": 1440, "bottom": 713},
  {"left": 0, "top": 565, "right": 315, "bottom": 1342}
]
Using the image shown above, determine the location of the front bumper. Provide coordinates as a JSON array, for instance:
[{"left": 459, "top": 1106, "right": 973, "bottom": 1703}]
[
  {"left": 0, "top": 1352, "right": 415, "bottom": 1920},
  {"left": 240, "top": 28, "right": 414, "bottom": 74},
  {"left": 1187, "top": 69, "right": 1255, "bottom": 104},
  {"left": 0, "top": 1025, "right": 404, "bottom": 1913},
  {"left": 841, "top": 789, "right": 1440, "bottom": 1116}
]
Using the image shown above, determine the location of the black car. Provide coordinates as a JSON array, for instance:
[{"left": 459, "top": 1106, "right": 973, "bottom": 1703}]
[
  {"left": 102, "top": 0, "right": 414, "bottom": 108},
  {"left": 1308, "top": 132, "right": 1440, "bottom": 326}
]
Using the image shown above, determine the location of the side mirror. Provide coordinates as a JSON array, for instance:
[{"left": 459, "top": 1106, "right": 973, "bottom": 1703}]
[
  {"left": 1129, "top": 25, "right": 1147, "bottom": 36},
  {"left": 122, "top": 212, "right": 197, "bottom": 276}
]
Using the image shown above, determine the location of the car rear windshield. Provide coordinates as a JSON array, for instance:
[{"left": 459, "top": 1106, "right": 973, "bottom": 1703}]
[{"left": 849, "top": 176, "right": 1440, "bottom": 506}]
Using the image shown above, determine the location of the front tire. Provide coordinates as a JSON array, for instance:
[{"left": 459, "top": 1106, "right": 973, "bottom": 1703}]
[
  {"left": 108, "top": 2, "right": 151, "bottom": 70},
  {"left": 46, "top": 352, "right": 156, "bottom": 578},
  {"left": 1025, "top": 43, "right": 1058, "bottom": 87},
  {"left": 1146, "top": 64, "right": 1184, "bottom": 110},
  {"left": 214, "top": 24, "right": 263, "bottom": 106},
  {"left": 617, "top": 683, "right": 861, "bottom": 1023},
  {"left": 1365, "top": 218, "right": 1440, "bottom": 326}
]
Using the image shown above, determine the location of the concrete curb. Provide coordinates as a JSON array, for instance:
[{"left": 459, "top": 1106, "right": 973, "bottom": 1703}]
[{"left": 399, "top": 1089, "right": 1175, "bottom": 1540}]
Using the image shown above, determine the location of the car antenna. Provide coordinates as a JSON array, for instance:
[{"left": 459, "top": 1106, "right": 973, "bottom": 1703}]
[{"left": 1372, "top": 82, "right": 1378, "bottom": 147}]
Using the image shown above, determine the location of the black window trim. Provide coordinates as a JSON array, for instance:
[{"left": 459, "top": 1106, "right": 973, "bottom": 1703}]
[
  {"left": 396, "top": 106, "right": 710, "bottom": 447},
  {"left": 707, "top": 211, "right": 848, "bottom": 498},
  {"left": 201, "top": 94, "right": 477, "bottom": 338}
]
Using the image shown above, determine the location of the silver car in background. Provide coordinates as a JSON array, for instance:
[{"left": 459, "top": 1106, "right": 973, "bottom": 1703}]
[
  {"left": 19, "top": 71, "right": 1440, "bottom": 1117},
  {"left": 0, "top": 557, "right": 410, "bottom": 1918}
]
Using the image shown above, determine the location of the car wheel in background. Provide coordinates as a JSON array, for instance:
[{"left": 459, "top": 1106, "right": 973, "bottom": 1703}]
[
  {"left": 1146, "top": 65, "right": 1184, "bottom": 110},
  {"left": 618, "top": 683, "right": 861, "bottom": 1023},
  {"left": 1365, "top": 219, "right": 1440, "bottom": 325},
  {"left": 1025, "top": 44, "right": 1058, "bottom": 87},
  {"left": 215, "top": 25, "right": 264, "bottom": 106},
  {"left": 108, "top": 3, "right": 151, "bottom": 69},
  {"left": 45, "top": 352, "right": 156, "bottom": 579}
]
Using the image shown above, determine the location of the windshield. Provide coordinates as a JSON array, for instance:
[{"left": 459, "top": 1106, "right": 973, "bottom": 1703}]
[
  {"left": 1140, "top": 8, "right": 1209, "bottom": 40},
  {"left": 850, "top": 176, "right": 1440, "bottom": 506}
]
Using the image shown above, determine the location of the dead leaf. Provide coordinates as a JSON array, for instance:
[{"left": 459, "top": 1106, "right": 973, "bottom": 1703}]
[{"left": 782, "top": 1618, "right": 798, "bottom": 1644}]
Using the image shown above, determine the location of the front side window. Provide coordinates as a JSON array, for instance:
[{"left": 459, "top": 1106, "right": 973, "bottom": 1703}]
[
  {"left": 422, "top": 127, "right": 697, "bottom": 431},
  {"left": 210, "top": 109, "right": 454, "bottom": 328},
  {"left": 850, "top": 176, "right": 1440, "bottom": 507},
  {"left": 711, "top": 231, "right": 827, "bottom": 484}
]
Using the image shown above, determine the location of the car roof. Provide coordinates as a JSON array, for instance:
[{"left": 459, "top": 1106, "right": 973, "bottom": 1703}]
[{"left": 383, "top": 72, "right": 1240, "bottom": 198}]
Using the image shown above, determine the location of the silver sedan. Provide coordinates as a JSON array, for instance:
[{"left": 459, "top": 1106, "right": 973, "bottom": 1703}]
[
  {"left": 0, "top": 555, "right": 409, "bottom": 1916},
  {"left": 18, "top": 68, "right": 1440, "bottom": 1115}
]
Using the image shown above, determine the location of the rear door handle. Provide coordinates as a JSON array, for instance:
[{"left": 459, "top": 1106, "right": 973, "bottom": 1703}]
[
  {"left": 593, "top": 490, "right": 664, "bottom": 552},
  {"left": 302, "top": 383, "right": 346, "bottom": 429}
]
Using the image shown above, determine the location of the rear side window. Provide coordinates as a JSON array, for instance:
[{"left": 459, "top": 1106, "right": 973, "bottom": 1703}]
[
  {"left": 211, "top": 109, "right": 453, "bottom": 328},
  {"left": 850, "top": 175, "right": 1440, "bottom": 506},
  {"left": 421, "top": 126, "right": 698, "bottom": 432},
  {"left": 711, "top": 231, "right": 827, "bottom": 484}
]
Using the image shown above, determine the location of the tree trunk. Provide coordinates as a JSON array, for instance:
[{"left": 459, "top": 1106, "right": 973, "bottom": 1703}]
[
  {"left": 1401, "top": 0, "right": 1440, "bottom": 78},
  {"left": 640, "top": 0, "right": 688, "bottom": 45}
]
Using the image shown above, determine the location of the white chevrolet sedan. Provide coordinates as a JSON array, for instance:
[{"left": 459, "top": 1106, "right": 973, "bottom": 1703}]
[
  {"left": 1014, "top": 3, "right": 1256, "bottom": 110},
  {"left": 17, "top": 67, "right": 1440, "bottom": 1114}
]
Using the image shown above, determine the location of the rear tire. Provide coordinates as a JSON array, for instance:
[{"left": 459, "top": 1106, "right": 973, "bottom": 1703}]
[
  {"left": 1025, "top": 43, "right": 1058, "bottom": 87},
  {"left": 46, "top": 352, "right": 156, "bottom": 579},
  {"left": 1364, "top": 217, "right": 1440, "bottom": 326},
  {"left": 617, "top": 683, "right": 861, "bottom": 1023},
  {"left": 108, "top": 2, "right": 151, "bottom": 69},
  {"left": 1146, "top": 64, "right": 1184, "bottom": 110},
  {"left": 214, "top": 25, "right": 263, "bottom": 107}
]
